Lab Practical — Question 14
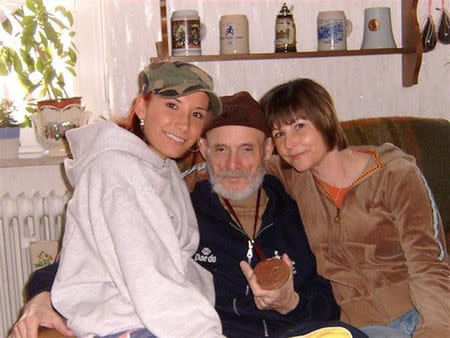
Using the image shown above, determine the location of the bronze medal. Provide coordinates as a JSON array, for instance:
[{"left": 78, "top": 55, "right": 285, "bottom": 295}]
[{"left": 253, "top": 258, "right": 290, "bottom": 290}]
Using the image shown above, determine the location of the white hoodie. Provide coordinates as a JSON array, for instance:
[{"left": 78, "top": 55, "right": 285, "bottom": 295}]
[{"left": 51, "top": 121, "right": 223, "bottom": 338}]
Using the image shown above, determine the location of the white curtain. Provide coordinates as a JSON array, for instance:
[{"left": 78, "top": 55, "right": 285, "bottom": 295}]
[{"left": 73, "top": 0, "right": 160, "bottom": 120}]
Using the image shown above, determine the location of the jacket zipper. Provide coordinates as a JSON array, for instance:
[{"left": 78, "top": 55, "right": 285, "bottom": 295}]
[
  {"left": 246, "top": 239, "right": 253, "bottom": 296},
  {"left": 262, "top": 319, "right": 269, "bottom": 337},
  {"left": 227, "top": 221, "right": 274, "bottom": 238},
  {"left": 334, "top": 207, "right": 341, "bottom": 223},
  {"left": 227, "top": 221, "right": 253, "bottom": 296},
  {"left": 331, "top": 192, "right": 391, "bottom": 320},
  {"left": 246, "top": 240, "right": 253, "bottom": 262},
  {"left": 255, "top": 222, "right": 274, "bottom": 239},
  {"left": 228, "top": 221, "right": 275, "bottom": 297}
]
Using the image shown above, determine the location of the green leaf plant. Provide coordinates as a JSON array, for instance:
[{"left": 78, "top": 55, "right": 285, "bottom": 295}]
[{"left": 0, "top": 0, "right": 77, "bottom": 121}]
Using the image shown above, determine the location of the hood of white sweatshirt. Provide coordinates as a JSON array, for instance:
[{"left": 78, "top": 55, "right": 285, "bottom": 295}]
[{"left": 64, "top": 120, "right": 166, "bottom": 187}]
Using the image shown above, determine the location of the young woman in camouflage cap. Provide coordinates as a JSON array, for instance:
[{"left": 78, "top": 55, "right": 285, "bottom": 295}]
[{"left": 45, "top": 62, "right": 224, "bottom": 338}]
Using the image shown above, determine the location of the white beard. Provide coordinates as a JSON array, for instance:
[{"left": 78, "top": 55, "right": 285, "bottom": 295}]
[{"left": 207, "top": 161, "right": 265, "bottom": 201}]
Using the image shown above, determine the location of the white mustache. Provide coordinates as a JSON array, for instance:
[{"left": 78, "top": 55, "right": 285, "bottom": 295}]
[{"left": 215, "top": 170, "right": 251, "bottom": 179}]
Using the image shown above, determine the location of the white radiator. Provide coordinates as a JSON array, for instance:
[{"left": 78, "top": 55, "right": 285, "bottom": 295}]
[{"left": 0, "top": 191, "right": 70, "bottom": 337}]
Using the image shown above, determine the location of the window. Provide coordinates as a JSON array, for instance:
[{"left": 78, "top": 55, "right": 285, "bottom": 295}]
[{"left": 0, "top": 0, "right": 76, "bottom": 124}]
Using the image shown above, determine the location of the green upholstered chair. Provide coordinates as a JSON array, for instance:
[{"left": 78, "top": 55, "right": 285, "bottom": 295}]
[{"left": 341, "top": 116, "right": 450, "bottom": 252}]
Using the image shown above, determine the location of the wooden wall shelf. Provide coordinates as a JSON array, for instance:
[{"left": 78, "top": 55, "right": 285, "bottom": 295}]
[
  {"left": 150, "top": 48, "right": 413, "bottom": 63},
  {"left": 152, "top": 0, "right": 422, "bottom": 87}
]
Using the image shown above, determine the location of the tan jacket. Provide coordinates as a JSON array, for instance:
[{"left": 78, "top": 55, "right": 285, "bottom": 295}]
[{"left": 266, "top": 143, "right": 450, "bottom": 338}]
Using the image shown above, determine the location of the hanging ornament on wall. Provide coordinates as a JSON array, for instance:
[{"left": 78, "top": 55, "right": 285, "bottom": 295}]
[
  {"left": 438, "top": 0, "right": 450, "bottom": 44},
  {"left": 421, "top": 0, "right": 438, "bottom": 52}
]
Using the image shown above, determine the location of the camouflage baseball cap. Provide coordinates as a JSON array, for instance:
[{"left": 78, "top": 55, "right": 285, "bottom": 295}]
[{"left": 140, "top": 62, "right": 222, "bottom": 115}]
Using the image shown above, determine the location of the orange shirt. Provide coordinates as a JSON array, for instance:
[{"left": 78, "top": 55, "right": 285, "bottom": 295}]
[
  {"left": 315, "top": 180, "right": 351, "bottom": 208},
  {"left": 315, "top": 149, "right": 382, "bottom": 208}
]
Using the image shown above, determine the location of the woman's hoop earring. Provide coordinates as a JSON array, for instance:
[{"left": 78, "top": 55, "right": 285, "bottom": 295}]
[{"left": 190, "top": 142, "right": 200, "bottom": 153}]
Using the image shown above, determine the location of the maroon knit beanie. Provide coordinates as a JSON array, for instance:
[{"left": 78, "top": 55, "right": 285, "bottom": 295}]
[{"left": 202, "top": 91, "right": 270, "bottom": 137}]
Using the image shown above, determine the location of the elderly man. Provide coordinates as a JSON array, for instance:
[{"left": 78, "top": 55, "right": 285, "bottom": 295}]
[
  {"left": 189, "top": 92, "right": 347, "bottom": 337},
  {"left": 12, "top": 92, "right": 366, "bottom": 338}
]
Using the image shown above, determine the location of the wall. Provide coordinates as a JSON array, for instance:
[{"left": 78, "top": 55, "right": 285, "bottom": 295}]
[
  {"left": 2, "top": 0, "right": 448, "bottom": 199},
  {"left": 73, "top": 0, "right": 449, "bottom": 123}
]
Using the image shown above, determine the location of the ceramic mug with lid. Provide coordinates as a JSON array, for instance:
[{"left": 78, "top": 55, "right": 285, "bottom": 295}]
[{"left": 171, "top": 10, "right": 202, "bottom": 56}]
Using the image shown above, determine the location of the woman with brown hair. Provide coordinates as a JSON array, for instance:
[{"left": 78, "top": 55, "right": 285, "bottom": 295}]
[{"left": 260, "top": 78, "right": 450, "bottom": 338}]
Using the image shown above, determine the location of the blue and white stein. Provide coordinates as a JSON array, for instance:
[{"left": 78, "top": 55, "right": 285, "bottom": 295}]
[{"left": 317, "top": 10, "right": 352, "bottom": 51}]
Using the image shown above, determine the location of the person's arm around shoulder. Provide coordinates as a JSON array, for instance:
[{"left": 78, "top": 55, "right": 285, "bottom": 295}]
[
  {"left": 11, "top": 262, "right": 70, "bottom": 337},
  {"left": 264, "top": 156, "right": 294, "bottom": 194},
  {"left": 10, "top": 291, "right": 72, "bottom": 338}
]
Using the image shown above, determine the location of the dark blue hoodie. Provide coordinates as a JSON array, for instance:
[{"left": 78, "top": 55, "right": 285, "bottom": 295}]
[{"left": 191, "top": 175, "right": 341, "bottom": 337}]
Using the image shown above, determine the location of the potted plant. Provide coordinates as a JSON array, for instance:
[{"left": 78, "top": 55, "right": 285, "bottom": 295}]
[
  {"left": 0, "top": 98, "right": 25, "bottom": 158},
  {"left": 0, "top": 0, "right": 88, "bottom": 156},
  {"left": 0, "top": 0, "right": 79, "bottom": 114}
]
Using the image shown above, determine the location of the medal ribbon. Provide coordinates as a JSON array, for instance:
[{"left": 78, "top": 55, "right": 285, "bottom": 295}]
[{"left": 223, "top": 188, "right": 266, "bottom": 261}]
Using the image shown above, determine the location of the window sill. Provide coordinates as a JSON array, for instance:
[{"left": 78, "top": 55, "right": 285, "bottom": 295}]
[{"left": 0, "top": 153, "right": 67, "bottom": 168}]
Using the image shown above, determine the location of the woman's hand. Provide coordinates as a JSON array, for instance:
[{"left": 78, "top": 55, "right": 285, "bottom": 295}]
[
  {"left": 240, "top": 253, "right": 299, "bottom": 314},
  {"left": 10, "top": 291, "right": 73, "bottom": 338}
]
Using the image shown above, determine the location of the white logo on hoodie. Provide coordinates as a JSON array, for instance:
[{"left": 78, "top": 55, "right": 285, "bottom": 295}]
[{"left": 194, "top": 247, "right": 217, "bottom": 263}]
